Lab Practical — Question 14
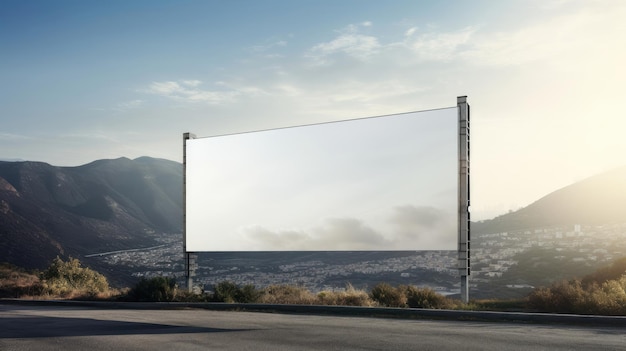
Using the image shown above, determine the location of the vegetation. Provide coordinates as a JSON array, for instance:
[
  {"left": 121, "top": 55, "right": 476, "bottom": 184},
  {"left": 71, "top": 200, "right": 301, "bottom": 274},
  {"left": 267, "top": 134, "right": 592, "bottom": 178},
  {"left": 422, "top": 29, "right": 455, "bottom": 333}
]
[
  {"left": 370, "top": 282, "right": 406, "bottom": 307},
  {"left": 40, "top": 256, "right": 116, "bottom": 298},
  {"left": 258, "top": 284, "right": 316, "bottom": 305},
  {"left": 213, "top": 281, "right": 262, "bottom": 303},
  {"left": 0, "top": 257, "right": 118, "bottom": 299},
  {"left": 403, "top": 285, "right": 455, "bottom": 309},
  {"left": 528, "top": 257, "right": 626, "bottom": 315},
  {"left": 2, "top": 256, "right": 626, "bottom": 316},
  {"left": 0, "top": 262, "right": 41, "bottom": 298},
  {"left": 127, "top": 276, "right": 178, "bottom": 302},
  {"left": 317, "top": 283, "right": 374, "bottom": 306},
  {"left": 370, "top": 283, "right": 455, "bottom": 309}
]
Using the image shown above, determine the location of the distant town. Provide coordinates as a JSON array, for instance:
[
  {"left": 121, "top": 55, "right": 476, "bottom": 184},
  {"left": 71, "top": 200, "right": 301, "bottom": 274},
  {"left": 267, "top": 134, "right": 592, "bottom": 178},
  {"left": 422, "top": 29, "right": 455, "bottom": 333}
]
[{"left": 90, "top": 222, "right": 626, "bottom": 298}]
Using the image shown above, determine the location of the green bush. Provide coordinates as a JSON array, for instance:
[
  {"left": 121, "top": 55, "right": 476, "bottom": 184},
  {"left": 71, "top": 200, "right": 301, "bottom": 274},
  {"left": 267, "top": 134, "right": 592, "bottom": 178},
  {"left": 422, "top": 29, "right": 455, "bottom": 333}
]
[
  {"left": 212, "top": 281, "right": 261, "bottom": 303},
  {"left": 370, "top": 283, "right": 407, "bottom": 307},
  {"left": 128, "top": 276, "right": 178, "bottom": 302},
  {"left": 238, "top": 284, "right": 263, "bottom": 303},
  {"left": 41, "top": 257, "right": 110, "bottom": 297},
  {"left": 213, "top": 281, "right": 239, "bottom": 302}
]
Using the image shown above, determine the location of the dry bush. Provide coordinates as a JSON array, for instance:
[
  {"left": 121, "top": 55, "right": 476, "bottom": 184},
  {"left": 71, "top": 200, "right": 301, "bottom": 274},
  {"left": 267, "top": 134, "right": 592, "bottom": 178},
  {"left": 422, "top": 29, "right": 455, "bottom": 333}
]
[
  {"left": 466, "top": 298, "right": 528, "bottom": 312},
  {"left": 0, "top": 263, "right": 43, "bottom": 298},
  {"left": 587, "top": 276, "right": 626, "bottom": 315},
  {"left": 582, "top": 257, "right": 626, "bottom": 287},
  {"left": 317, "top": 284, "right": 375, "bottom": 307},
  {"left": 528, "top": 276, "right": 626, "bottom": 315},
  {"left": 259, "top": 284, "right": 317, "bottom": 305},
  {"left": 370, "top": 283, "right": 407, "bottom": 307},
  {"left": 40, "top": 257, "right": 112, "bottom": 299}
]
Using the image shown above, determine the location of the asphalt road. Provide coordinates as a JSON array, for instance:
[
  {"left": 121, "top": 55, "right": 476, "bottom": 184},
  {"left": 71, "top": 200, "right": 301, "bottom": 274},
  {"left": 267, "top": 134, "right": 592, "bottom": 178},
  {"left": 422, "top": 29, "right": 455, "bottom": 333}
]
[{"left": 1, "top": 304, "right": 625, "bottom": 351}]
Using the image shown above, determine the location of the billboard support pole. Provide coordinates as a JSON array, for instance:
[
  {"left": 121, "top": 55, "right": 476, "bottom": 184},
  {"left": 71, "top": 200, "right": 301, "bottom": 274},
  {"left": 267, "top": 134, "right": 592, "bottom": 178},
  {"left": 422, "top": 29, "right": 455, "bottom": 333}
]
[
  {"left": 183, "top": 132, "right": 197, "bottom": 293},
  {"left": 457, "top": 96, "right": 470, "bottom": 303}
]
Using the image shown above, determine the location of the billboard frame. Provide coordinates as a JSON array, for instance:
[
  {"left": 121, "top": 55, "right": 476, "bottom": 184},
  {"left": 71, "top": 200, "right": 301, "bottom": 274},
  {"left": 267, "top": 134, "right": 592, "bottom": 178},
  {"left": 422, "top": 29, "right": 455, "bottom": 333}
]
[
  {"left": 183, "top": 96, "right": 470, "bottom": 300},
  {"left": 457, "top": 96, "right": 470, "bottom": 303}
]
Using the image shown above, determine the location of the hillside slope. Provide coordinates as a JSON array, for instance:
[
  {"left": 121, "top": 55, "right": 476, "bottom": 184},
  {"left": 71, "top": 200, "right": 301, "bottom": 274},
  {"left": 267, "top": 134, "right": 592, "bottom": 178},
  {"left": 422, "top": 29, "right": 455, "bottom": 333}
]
[
  {"left": 474, "top": 165, "right": 626, "bottom": 234},
  {"left": 0, "top": 157, "right": 182, "bottom": 270}
]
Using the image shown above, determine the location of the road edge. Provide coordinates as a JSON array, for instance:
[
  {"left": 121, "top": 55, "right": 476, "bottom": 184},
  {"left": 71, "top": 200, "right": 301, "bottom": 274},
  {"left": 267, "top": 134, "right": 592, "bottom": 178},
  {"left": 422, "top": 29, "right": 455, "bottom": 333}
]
[{"left": 2, "top": 299, "right": 626, "bottom": 327}]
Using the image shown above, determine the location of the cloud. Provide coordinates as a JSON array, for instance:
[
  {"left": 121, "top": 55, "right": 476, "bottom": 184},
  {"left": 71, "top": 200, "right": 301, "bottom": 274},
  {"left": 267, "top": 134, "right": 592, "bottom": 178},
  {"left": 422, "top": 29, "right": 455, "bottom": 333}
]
[
  {"left": 249, "top": 40, "right": 288, "bottom": 53},
  {"left": 406, "top": 26, "right": 476, "bottom": 62},
  {"left": 458, "top": 4, "right": 626, "bottom": 67},
  {"left": 389, "top": 205, "right": 455, "bottom": 247},
  {"left": 145, "top": 80, "right": 240, "bottom": 104},
  {"left": 0, "top": 132, "right": 30, "bottom": 141},
  {"left": 307, "top": 22, "right": 381, "bottom": 64},
  {"left": 114, "top": 99, "right": 144, "bottom": 111},
  {"left": 131, "top": 3, "right": 626, "bottom": 152},
  {"left": 243, "top": 217, "right": 388, "bottom": 251},
  {"left": 180, "top": 80, "right": 202, "bottom": 87},
  {"left": 240, "top": 206, "right": 456, "bottom": 251}
]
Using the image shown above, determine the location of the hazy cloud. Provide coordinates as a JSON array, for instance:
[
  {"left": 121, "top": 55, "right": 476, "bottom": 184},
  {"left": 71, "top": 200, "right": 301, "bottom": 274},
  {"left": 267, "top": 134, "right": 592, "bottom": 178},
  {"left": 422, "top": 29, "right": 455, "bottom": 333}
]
[
  {"left": 243, "top": 217, "right": 388, "bottom": 251},
  {"left": 180, "top": 80, "right": 202, "bottom": 87},
  {"left": 146, "top": 80, "right": 239, "bottom": 104},
  {"left": 249, "top": 40, "right": 288, "bottom": 53},
  {"left": 114, "top": 99, "right": 144, "bottom": 112},
  {"left": 0, "top": 132, "right": 30, "bottom": 141},
  {"left": 407, "top": 26, "right": 476, "bottom": 62},
  {"left": 459, "top": 4, "right": 626, "bottom": 67},
  {"left": 389, "top": 205, "right": 455, "bottom": 247},
  {"left": 239, "top": 206, "right": 457, "bottom": 251},
  {"left": 307, "top": 22, "right": 381, "bottom": 64}
]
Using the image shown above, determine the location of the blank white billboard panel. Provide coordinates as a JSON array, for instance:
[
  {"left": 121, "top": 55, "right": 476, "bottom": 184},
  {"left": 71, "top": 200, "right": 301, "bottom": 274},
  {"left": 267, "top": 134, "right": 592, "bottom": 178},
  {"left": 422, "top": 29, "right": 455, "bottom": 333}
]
[{"left": 186, "top": 107, "right": 457, "bottom": 251}]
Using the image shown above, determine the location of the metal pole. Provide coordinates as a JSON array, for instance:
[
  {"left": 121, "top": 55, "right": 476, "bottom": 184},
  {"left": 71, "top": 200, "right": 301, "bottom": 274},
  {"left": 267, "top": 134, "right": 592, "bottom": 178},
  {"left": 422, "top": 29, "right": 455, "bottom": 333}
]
[
  {"left": 457, "top": 96, "right": 470, "bottom": 303},
  {"left": 183, "top": 132, "right": 196, "bottom": 292}
]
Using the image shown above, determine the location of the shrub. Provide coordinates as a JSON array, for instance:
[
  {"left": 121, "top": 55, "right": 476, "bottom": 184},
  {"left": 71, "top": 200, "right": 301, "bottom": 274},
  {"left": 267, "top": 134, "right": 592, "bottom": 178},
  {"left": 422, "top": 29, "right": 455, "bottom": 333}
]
[
  {"left": 402, "top": 285, "right": 453, "bottom": 309},
  {"left": 370, "top": 283, "right": 407, "bottom": 307},
  {"left": 582, "top": 257, "right": 626, "bottom": 287},
  {"left": 239, "top": 284, "right": 263, "bottom": 303},
  {"left": 213, "top": 281, "right": 239, "bottom": 303},
  {"left": 212, "top": 281, "right": 261, "bottom": 303},
  {"left": 527, "top": 279, "right": 590, "bottom": 314},
  {"left": 259, "top": 284, "right": 316, "bottom": 305},
  {"left": 0, "top": 263, "right": 43, "bottom": 298},
  {"left": 317, "top": 284, "right": 375, "bottom": 306},
  {"left": 40, "top": 257, "right": 110, "bottom": 298},
  {"left": 527, "top": 276, "right": 626, "bottom": 315},
  {"left": 128, "top": 276, "right": 178, "bottom": 302}
]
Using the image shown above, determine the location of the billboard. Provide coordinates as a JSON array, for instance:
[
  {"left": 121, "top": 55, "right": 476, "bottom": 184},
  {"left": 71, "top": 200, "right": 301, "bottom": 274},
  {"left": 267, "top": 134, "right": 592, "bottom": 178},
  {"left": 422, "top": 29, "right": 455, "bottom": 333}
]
[{"left": 185, "top": 107, "right": 458, "bottom": 252}]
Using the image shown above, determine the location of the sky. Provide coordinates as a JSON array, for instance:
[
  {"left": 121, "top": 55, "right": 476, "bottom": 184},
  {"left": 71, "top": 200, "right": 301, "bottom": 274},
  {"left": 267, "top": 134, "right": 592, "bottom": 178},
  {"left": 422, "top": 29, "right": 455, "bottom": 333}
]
[
  {"left": 1, "top": 0, "right": 626, "bottom": 221},
  {"left": 186, "top": 109, "right": 457, "bottom": 251}
]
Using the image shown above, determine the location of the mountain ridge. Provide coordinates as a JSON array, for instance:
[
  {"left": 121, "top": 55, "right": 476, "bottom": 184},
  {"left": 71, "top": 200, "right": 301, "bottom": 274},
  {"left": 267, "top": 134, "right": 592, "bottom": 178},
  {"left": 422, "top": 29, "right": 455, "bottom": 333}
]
[
  {"left": 0, "top": 157, "right": 182, "bottom": 270},
  {"left": 1, "top": 156, "right": 625, "bottom": 289},
  {"left": 473, "top": 165, "right": 626, "bottom": 234}
]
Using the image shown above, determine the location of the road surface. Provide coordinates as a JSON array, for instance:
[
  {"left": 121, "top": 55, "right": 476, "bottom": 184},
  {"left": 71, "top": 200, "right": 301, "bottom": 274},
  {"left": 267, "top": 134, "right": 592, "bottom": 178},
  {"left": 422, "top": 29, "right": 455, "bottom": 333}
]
[{"left": 1, "top": 303, "right": 625, "bottom": 350}]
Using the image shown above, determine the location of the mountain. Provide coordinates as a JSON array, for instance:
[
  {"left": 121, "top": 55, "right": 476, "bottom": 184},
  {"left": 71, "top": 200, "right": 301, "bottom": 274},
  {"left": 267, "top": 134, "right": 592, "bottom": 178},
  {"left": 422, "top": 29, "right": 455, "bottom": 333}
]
[
  {"left": 0, "top": 157, "right": 182, "bottom": 270},
  {"left": 2, "top": 155, "right": 625, "bottom": 293},
  {"left": 473, "top": 165, "right": 626, "bottom": 234}
]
